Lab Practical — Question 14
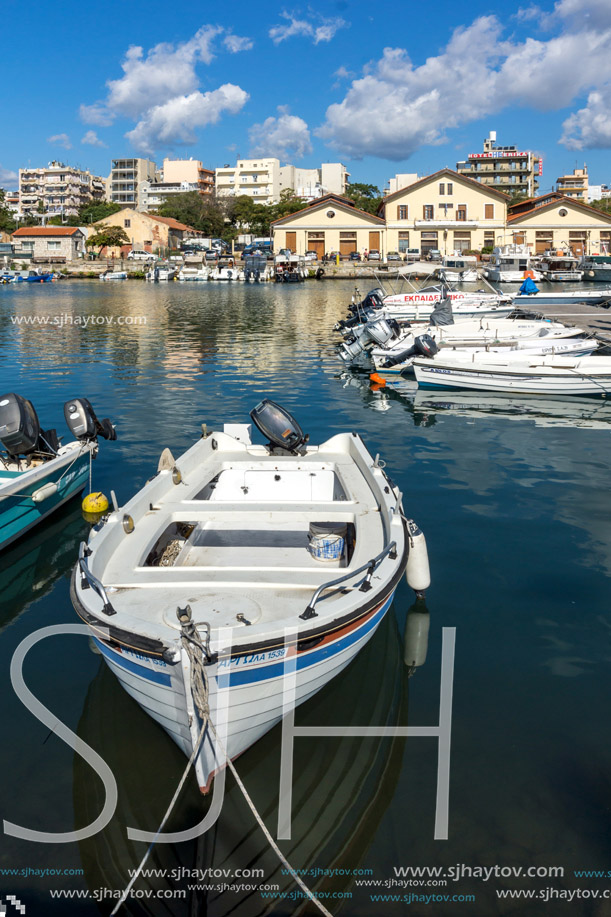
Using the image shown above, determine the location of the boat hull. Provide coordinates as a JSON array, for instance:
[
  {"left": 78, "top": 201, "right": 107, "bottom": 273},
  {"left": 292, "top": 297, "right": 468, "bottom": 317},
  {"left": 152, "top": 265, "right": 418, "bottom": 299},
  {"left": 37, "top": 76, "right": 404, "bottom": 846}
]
[
  {"left": 414, "top": 361, "right": 611, "bottom": 395},
  {"left": 0, "top": 448, "right": 91, "bottom": 552},
  {"left": 84, "top": 586, "right": 396, "bottom": 791}
]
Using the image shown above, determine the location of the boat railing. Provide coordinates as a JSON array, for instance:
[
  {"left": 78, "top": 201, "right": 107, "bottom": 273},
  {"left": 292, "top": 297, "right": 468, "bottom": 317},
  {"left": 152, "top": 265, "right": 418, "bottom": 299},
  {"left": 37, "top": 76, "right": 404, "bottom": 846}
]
[
  {"left": 78, "top": 541, "right": 116, "bottom": 616},
  {"left": 300, "top": 540, "right": 397, "bottom": 620}
]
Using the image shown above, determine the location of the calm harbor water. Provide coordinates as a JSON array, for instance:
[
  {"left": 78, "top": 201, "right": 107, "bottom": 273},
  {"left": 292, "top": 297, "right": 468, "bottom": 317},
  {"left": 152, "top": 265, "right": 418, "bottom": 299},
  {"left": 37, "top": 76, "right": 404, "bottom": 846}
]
[{"left": 1, "top": 279, "right": 611, "bottom": 916}]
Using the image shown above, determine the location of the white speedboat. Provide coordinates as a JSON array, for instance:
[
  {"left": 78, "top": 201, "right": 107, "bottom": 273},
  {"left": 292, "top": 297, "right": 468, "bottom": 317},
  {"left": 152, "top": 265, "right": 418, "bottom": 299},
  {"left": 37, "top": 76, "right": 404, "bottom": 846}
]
[
  {"left": 413, "top": 353, "right": 611, "bottom": 395},
  {"left": 145, "top": 262, "right": 177, "bottom": 281},
  {"left": 580, "top": 255, "right": 611, "bottom": 282},
  {"left": 210, "top": 257, "right": 244, "bottom": 281},
  {"left": 439, "top": 254, "right": 478, "bottom": 282},
  {"left": 373, "top": 331, "right": 597, "bottom": 374},
  {"left": 178, "top": 265, "right": 209, "bottom": 282},
  {"left": 99, "top": 271, "right": 127, "bottom": 281},
  {"left": 71, "top": 401, "right": 428, "bottom": 792},
  {"left": 513, "top": 286, "right": 611, "bottom": 306},
  {"left": 482, "top": 244, "right": 542, "bottom": 283},
  {"left": 341, "top": 286, "right": 514, "bottom": 327},
  {"left": 0, "top": 394, "right": 115, "bottom": 552}
]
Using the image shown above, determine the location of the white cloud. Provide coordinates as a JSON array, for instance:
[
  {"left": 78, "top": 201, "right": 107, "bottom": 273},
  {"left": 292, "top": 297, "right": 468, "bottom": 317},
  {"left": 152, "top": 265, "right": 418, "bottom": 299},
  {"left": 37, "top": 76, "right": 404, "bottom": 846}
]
[
  {"left": 561, "top": 89, "right": 611, "bottom": 149},
  {"left": 0, "top": 165, "right": 18, "bottom": 186},
  {"left": 81, "top": 130, "right": 107, "bottom": 148},
  {"left": 249, "top": 107, "right": 312, "bottom": 160},
  {"left": 224, "top": 33, "right": 253, "bottom": 53},
  {"left": 317, "top": 4, "right": 611, "bottom": 160},
  {"left": 126, "top": 85, "right": 249, "bottom": 154},
  {"left": 269, "top": 11, "right": 347, "bottom": 44},
  {"left": 47, "top": 133, "right": 72, "bottom": 150},
  {"left": 106, "top": 26, "right": 221, "bottom": 119},
  {"left": 79, "top": 102, "right": 114, "bottom": 126},
  {"left": 79, "top": 26, "right": 251, "bottom": 153}
]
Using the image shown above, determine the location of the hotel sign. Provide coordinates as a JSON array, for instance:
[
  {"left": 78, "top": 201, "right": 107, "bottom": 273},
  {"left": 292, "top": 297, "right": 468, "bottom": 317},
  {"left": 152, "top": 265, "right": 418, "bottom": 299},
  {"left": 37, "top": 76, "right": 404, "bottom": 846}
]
[{"left": 470, "top": 151, "right": 528, "bottom": 158}]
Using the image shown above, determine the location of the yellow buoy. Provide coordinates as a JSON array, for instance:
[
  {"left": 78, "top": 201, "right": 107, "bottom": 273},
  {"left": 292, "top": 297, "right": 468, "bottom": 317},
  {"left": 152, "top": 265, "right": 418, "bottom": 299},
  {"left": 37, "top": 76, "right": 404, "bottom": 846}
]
[{"left": 82, "top": 492, "right": 109, "bottom": 514}]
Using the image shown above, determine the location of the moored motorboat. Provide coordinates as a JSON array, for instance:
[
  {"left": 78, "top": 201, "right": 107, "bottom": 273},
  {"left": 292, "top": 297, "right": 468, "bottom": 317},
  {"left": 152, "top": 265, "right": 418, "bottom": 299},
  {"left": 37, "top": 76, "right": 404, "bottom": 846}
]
[
  {"left": 413, "top": 352, "right": 611, "bottom": 395},
  {"left": 146, "top": 262, "right": 178, "bottom": 281},
  {"left": 99, "top": 270, "right": 127, "bottom": 281},
  {"left": 482, "top": 243, "right": 542, "bottom": 283},
  {"left": 0, "top": 394, "right": 115, "bottom": 552},
  {"left": 71, "top": 400, "right": 428, "bottom": 792},
  {"left": 339, "top": 286, "right": 514, "bottom": 328},
  {"left": 439, "top": 253, "right": 478, "bottom": 282}
]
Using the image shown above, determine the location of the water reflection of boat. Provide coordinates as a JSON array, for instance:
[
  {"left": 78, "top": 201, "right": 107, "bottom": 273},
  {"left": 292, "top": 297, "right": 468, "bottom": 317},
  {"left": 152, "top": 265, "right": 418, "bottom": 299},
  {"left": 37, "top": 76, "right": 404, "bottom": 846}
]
[
  {"left": 75, "top": 609, "right": 415, "bottom": 915},
  {"left": 412, "top": 389, "right": 611, "bottom": 429},
  {"left": 0, "top": 502, "right": 88, "bottom": 631}
]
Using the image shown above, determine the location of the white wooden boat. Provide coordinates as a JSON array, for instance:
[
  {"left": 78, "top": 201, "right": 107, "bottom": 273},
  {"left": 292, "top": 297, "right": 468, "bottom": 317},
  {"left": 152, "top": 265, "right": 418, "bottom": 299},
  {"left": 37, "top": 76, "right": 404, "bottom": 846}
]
[
  {"left": 0, "top": 394, "right": 115, "bottom": 552},
  {"left": 482, "top": 244, "right": 542, "bottom": 283},
  {"left": 71, "top": 401, "right": 427, "bottom": 792},
  {"left": 413, "top": 353, "right": 611, "bottom": 395},
  {"left": 342, "top": 286, "right": 514, "bottom": 326},
  {"left": 513, "top": 286, "right": 611, "bottom": 306}
]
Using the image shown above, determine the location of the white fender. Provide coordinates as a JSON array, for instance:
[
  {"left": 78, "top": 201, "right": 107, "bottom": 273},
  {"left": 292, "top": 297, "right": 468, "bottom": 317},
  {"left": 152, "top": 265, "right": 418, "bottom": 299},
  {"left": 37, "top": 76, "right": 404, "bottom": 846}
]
[
  {"left": 404, "top": 519, "right": 431, "bottom": 594},
  {"left": 32, "top": 482, "right": 59, "bottom": 503}
]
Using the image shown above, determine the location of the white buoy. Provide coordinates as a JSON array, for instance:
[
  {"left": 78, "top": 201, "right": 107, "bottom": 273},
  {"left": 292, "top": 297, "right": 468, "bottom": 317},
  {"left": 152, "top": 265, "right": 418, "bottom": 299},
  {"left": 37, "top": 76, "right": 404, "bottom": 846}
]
[
  {"left": 404, "top": 519, "right": 431, "bottom": 595},
  {"left": 404, "top": 602, "right": 430, "bottom": 674},
  {"left": 31, "top": 482, "right": 59, "bottom": 503}
]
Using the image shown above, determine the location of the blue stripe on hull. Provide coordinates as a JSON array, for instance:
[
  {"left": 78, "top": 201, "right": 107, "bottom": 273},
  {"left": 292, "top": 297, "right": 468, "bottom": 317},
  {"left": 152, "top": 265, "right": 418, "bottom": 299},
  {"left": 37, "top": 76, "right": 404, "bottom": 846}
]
[
  {"left": 93, "top": 638, "right": 173, "bottom": 686},
  {"left": 222, "top": 591, "right": 395, "bottom": 687}
]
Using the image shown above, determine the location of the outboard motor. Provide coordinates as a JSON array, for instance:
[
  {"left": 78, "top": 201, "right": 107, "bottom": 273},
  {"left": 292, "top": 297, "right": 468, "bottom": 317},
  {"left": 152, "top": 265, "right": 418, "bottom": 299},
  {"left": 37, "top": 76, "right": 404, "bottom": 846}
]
[
  {"left": 64, "top": 398, "right": 117, "bottom": 442},
  {"left": 381, "top": 334, "right": 439, "bottom": 368},
  {"left": 0, "top": 393, "right": 41, "bottom": 459},
  {"left": 339, "top": 318, "right": 396, "bottom": 363},
  {"left": 250, "top": 399, "right": 308, "bottom": 455}
]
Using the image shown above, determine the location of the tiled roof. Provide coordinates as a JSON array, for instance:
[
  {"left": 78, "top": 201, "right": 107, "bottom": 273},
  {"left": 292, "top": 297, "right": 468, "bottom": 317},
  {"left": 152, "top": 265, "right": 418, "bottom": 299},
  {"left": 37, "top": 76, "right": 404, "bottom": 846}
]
[
  {"left": 12, "top": 226, "right": 82, "bottom": 237},
  {"left": 147, "top": 215, "right": 194, "bottom": 231}
]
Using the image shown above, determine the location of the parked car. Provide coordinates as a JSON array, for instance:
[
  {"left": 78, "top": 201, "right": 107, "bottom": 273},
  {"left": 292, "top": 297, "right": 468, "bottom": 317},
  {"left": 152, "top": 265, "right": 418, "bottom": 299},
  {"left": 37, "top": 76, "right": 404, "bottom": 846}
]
[
  {"left": 348, "top": 251, "right": 361, "bottom": 262},
  {"left": 127, "top": 250, "right": 157, "bottom": 262},
  {"left": 426, "top": 249, "right": 442, "bottom": 262},
  {"left": 367, "top": 250, "right": 381, "bottom": 261},
  {"left": 404, "top": 249, "right": 421, "bottom": 262},
  {"left": 204, "top": 249, "right": 219, "bottom": 261},
  {"left": 387, "top": 251, "right": 401, "bottom": 262},
  {"left": 304, "top": 251, "right": 318, "bottom": 261}
]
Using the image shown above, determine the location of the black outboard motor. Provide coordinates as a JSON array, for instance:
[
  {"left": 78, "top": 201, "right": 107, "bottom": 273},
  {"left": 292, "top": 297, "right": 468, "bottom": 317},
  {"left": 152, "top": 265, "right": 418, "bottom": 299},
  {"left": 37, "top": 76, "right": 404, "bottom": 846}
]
[
  {"left": 349, "top": 287, "right": 385, "bottom": 314},
  {"left": 0, "top": 392, "right": 58, "bottom": 459},
  {"left": 250, "top": 399, "right": 308, "bottom": 455},
  {"left": 64, "top": 398, "right": 117, "bottom": 442},
  {"left": 0, "top": 393, "right": 41, "bottom": 459},
  {"left": 381, "top": 334, "right": 439, "bottom": 368}
]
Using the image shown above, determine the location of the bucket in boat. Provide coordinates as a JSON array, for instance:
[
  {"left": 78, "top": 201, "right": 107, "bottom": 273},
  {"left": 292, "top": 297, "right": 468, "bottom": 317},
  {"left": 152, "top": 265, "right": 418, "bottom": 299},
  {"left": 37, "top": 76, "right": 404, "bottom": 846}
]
[{"left": 308, "top": 522, "right": 347, "bottom": 561}]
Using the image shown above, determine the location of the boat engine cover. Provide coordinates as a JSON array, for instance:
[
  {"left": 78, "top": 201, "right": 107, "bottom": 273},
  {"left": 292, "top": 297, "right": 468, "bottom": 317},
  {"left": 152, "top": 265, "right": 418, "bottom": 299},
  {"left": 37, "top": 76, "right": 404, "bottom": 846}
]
[
  {"left": 64, "top": 398, "right": 117, "bottom": 442},
  {"left": 0, "top": 392, "right": 41, "bottom": 457},
  {"left": 414, "top": 334, "right": 439, "bottom": 357}
]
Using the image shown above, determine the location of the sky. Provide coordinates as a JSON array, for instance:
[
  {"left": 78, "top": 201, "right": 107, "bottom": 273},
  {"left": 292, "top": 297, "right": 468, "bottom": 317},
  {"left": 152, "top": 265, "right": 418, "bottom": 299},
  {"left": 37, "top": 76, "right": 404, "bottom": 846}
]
[{"left": 2, "top": 0, "right": 611, "bottom": 194}]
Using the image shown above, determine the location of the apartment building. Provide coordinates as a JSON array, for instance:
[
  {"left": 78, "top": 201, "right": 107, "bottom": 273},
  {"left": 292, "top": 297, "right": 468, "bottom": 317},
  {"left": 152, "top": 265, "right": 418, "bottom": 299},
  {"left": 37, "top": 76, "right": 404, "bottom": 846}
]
[
  {"left": 456, "top": 131, "right": 541, "bottom": 198},
  {"left": 18, "top": 162, "right": 105, "bottom": 218},
  {"left": 216, "top": 158, "right": 281, "bottom": 204},
  {"left": 556, "top": 167, "right": 588, "bottom": 201},
  {"left": 139, "top": 158, "right": 215, "bottom": 212},
  {"left": 384, "top": 174, "right": 420, "bottom": 195},
  {"left": 216, "top": 159, "right": 349, "bottom": 204},
  {"left": 107, "top": 158, "right": 157, "bottom": 209}
]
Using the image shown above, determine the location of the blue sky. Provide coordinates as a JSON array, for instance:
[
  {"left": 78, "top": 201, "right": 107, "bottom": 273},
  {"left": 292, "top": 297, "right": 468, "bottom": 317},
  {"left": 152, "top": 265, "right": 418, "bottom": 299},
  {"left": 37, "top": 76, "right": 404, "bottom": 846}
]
[{"left": 2, "top": 0, "right": 611, "bottom": 193}]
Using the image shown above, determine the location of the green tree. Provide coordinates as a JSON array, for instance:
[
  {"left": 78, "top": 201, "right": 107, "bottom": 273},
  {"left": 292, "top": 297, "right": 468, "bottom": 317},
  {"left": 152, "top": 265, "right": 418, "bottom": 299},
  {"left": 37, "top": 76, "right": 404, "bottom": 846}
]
[
  {"left": 0, "top": 191, "right": 16, "bottom": 234},
  {"left": 156, "top": 191, "right": 207, "bottom": 230},
  {"left": 507, "top": 192, "right": 529, "bottom": 207},
  {"left": 344, "top": 182, "right": 383, "bottom": 214},
  {"left": 588, "top": 198, "right": 611, "bottom": 215},
  {"left": 87, "top": 226, "right": 130, "bottom": 253},
  {"left": 77, "top": 201, "right": 122, "bottom": 225}
]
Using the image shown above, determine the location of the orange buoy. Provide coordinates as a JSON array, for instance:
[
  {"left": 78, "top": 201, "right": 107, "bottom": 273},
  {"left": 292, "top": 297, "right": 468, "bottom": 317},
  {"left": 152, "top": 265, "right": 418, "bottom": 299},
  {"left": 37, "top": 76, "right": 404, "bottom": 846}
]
[
  {"left": 370, "top": 372, "right": 387, "bottom": 388},
  {"left": 524, "top": 269, "right": 535, "bottom": 279}
]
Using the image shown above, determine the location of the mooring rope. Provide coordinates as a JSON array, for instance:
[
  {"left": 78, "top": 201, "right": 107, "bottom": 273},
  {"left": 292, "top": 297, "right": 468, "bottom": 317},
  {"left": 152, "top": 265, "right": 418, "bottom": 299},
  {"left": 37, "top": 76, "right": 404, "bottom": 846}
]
[{"left": 112, "top": 609, "right": 333, "bottom": 917}]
